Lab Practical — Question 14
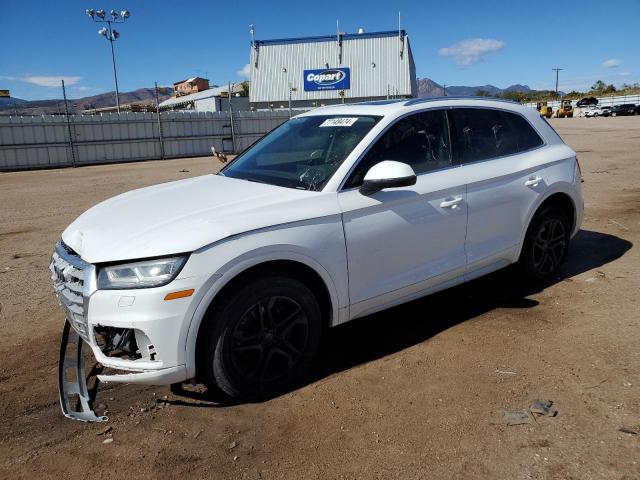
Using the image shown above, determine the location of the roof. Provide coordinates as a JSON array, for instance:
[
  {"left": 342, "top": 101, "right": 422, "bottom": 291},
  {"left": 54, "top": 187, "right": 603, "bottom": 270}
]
[
  {"left": 404, "top": 96, "right": 519, "bottom": 106},
  {"left": 254, "top": 29, "right": 406, "bottom": 47},
  {"left": 173, "top": 76, "right": 208, "bottom": 85},
  {"left": 296, "top": 97, "right": 531, "bottom": 118},
  {"left": 159, "top": 84, "right": 243, "bottom": 108}
]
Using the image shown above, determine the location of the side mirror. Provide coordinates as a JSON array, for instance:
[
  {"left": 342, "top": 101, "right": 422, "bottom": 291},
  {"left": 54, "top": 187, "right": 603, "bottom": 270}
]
[{"left": 359, "top": 161, "right": 417, "bottom": 195}]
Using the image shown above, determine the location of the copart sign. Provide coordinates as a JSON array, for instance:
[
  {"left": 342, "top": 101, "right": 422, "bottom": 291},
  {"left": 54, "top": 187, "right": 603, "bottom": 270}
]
[{"left": 303, "top": 68, "right": 350, "bottom": 91}]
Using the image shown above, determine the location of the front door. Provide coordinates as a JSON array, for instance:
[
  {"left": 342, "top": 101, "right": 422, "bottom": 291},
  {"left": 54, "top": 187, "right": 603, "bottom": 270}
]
[{"left": 338, "top": 109, "right": 469, "bottom": 319}]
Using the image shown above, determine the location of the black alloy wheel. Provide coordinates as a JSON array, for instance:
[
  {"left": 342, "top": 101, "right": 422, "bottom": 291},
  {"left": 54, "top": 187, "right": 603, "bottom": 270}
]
[
  {"left": 198, "top": 275, "right": 323, "bottom": 400},
  {"left": 229, "top": 295, "right": 310, "bottom": 384},
  {"left": 530, "top": 217, "right": 567, "bottom": 277},
  {"left": 519, "top": 206, "right": 571, "bottom": 282}
]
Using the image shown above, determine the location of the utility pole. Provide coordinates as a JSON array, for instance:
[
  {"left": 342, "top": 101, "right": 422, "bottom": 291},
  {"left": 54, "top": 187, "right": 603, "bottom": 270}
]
[
  {"left": 443, "top": 84, "right": 447, "bottom": 97},
  {"left": 154, "top": 82, "right": 165, "bottom": 160},
  {"left": 62, "top": 79, "right": 76, "bottom": 167},
  {"left": 552, "top": 67, "right": 563, "bottom": 98},
  {"left": 228, "top": 82, "right": 237, "bottom": 153}
]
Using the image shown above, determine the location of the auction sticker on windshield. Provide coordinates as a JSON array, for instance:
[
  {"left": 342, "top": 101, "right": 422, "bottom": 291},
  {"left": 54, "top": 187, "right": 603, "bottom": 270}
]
[{"left": 319, "top": 118, "right": 359, "bottom": 127}]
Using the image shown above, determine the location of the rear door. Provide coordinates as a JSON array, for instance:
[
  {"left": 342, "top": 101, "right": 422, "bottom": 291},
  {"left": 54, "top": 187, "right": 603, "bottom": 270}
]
[
  {"left": 339, "top": 109, "right": 469, "bottom": 318},
  {"left": 448, "top": 108, "right": 546, "bottom": 278}
]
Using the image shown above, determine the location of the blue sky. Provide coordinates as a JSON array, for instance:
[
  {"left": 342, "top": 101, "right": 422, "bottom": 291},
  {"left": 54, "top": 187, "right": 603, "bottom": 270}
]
[{"left": 1, "top": 0, "right": 638, "bottom": 100}]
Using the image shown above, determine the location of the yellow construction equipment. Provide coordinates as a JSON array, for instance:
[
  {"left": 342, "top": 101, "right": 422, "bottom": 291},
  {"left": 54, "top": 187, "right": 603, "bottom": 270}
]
[
  {"left": 556, "top": 99, "right": 574, "bottom": 118},
  {"left": 536, "top": 101, "right": 553, "bottom": 118}
]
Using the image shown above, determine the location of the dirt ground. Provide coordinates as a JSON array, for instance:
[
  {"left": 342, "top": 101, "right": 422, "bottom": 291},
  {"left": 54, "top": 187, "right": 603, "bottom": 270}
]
[{"left": 0, "top": 117, "right": 639, "bottom": 479}]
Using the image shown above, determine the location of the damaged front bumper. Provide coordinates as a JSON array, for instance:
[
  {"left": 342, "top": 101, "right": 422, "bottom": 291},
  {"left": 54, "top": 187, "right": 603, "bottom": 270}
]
[
  {"left": 58, "top": 321, "right": 188, "bottom": 422},
  {"left": 52, "top": 241, "right": 197, "bottom": 422},
  {"left": 57, "top": 319, "right": 189, "bottom": 422},
  {"left": 58, "top": 320, "right": 108, "bottom": 422}
]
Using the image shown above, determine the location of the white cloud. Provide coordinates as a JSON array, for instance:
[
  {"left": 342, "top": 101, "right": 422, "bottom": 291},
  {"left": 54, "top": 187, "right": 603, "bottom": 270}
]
[
  {"left": 439, "top": 38, "right": 506, "bottom": 65},
  {"left": 0, "top": 75, "right": 83, "bottom": 87},
  {"left": 22, "top": 76, "right": 82, "bottom": 87},
  {"left": 602, "top": 59, "right": 621, "bottom": 68},
  {"left": 619, "top": 71, "right": 631, "bottom": 77},
  {"left": 236, "top": 63, "right": 251, "bottom": 79}
]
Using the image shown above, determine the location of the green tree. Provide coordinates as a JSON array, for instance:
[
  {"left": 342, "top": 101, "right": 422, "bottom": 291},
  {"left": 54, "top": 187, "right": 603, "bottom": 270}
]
[
  {"left": 590, "top": 80, "right": 607, "bottom": 93},
  {"left": 239, "top": 81, "right": 250, "bottom": 97}
]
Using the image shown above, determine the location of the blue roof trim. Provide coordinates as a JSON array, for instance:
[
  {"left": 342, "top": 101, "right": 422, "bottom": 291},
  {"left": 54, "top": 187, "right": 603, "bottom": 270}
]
[{"left": 254, "top": 30, "right": 406, "bottom": 47}]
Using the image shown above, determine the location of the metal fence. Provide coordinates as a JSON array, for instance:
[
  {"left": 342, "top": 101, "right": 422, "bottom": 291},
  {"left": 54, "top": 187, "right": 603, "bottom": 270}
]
[
  {"left": 0, "top": 110, "right": 292, "bottom": 171},
  {"left": 525, "top": 94, "right": 640, "bottom": 110}
]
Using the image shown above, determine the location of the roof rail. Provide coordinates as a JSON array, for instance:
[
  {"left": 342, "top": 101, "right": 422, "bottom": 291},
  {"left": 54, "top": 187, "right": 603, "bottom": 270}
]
[
  {"left": 350, "top": 99, "right": 407, "bottom": 106},
  {"left": 404, "top": 96, "right": 521, "bottom": 107}
]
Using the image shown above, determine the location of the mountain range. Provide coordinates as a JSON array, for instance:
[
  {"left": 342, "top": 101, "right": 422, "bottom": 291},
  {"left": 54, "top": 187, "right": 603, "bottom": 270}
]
[
  {"left": 417, "top": 78, "right": 532, "bottom": 97},
  {"left": 0, "top": 87, "right": 171, "bottom": 115},
  {"left": 0, "top": 78, "right": 535, "bottom": 115}
]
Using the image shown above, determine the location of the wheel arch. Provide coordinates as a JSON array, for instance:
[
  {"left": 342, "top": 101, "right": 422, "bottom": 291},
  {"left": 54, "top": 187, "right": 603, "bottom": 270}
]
[
  {"left": 515, "top": 189, "right": 578, "bottom": 262},
  {"left": 184, "top": 252, "right": 341, "bottom": 380}
]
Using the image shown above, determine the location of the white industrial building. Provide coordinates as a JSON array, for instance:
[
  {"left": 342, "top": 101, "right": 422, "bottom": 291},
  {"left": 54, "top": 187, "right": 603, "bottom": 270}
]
[
  {"left": 249, "top": 29, "right": 417, "bottom": 110},
  {"left": 159, "top": 84, "right": 249, "bottom": 112}
]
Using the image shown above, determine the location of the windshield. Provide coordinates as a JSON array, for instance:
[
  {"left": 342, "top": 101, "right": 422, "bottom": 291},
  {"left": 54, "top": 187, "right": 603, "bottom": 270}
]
[{"left": 220, "top": 115, "right": 381, "bottom": 191}]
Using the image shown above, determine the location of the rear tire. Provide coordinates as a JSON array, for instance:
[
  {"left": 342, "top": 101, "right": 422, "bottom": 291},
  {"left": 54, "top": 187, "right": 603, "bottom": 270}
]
[
  {"left": 519, "top": 206, "right": 571, "bottom": 282},
  {"left": 198, "top": 275, "right": 323, "bottom": 400}
]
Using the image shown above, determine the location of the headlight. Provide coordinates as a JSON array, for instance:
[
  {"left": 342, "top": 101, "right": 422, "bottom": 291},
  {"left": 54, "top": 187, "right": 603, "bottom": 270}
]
[{"left": 97, "top": 256, "right": 188, "bottom": 290}]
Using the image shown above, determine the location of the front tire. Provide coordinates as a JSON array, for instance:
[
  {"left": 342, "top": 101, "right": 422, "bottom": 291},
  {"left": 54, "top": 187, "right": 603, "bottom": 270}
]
[
  {"left": 519, "top": 206, "right": 571, "bottom": 282},
  {"left": 198, "top": 275, "right": 323, "bottom": 400}
]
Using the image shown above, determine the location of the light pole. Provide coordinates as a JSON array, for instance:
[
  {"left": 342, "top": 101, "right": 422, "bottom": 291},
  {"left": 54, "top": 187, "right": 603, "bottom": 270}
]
[
  {"left": 86, "top": 8, "right": 130, "bottom": 113},
  {"left": 282, "top": 67, "right": 292, "bottom": 118}
]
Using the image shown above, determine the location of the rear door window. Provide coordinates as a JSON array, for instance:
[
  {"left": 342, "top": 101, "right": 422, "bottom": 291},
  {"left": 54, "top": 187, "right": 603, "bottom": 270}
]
[{"left": 449, "top": 108, "right": 543, "bottom": 164}]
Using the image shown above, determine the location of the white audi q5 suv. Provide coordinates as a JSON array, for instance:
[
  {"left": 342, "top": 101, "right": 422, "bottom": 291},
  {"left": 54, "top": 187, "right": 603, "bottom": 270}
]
[{"left": 51, "top": 97, "right": 583, "bottom": 420}]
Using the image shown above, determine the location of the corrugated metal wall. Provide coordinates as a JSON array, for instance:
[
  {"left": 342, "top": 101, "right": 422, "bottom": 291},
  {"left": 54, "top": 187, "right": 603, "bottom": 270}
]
[
  {"left": 250, "top": 33, "right": 416, "bottom": 103},
  {"left": 0, "top": 111, "right": 291, "bottom": 171}
]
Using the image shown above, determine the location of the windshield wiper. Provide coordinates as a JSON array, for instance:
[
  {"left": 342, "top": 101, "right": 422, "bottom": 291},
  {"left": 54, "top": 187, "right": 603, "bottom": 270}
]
[{"left": 241, "top": 176, "right": 269, "bottom": 185}]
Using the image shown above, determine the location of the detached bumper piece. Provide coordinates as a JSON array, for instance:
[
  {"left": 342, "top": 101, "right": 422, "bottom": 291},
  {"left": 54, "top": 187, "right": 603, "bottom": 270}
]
[{"left": 58, "top": 319, "right": 108, "bottom": 423}]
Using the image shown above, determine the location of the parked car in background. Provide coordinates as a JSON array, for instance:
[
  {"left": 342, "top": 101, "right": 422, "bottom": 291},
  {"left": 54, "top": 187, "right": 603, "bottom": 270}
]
[
  {"left": 51, "top": 98, "right": 583, "bottom": 421},
  {"left": 610, "top": 104, "right": 637, "bottom": 116},
  {"left": 584, "top": 106, "right": 612, "bottom": 117},
  {"left": 576, "top": 97, "right": 598, "bottom": 107}
]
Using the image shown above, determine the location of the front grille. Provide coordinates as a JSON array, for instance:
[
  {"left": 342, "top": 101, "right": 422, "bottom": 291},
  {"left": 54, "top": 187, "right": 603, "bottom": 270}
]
[{"left": 50, "top": 242, "right": 90, "bottom": 342}]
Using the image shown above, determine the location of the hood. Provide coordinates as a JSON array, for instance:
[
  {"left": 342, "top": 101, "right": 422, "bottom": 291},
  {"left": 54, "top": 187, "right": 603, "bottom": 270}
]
[{"left": 62, "top": 174, "right": 339, "bottom": 263}]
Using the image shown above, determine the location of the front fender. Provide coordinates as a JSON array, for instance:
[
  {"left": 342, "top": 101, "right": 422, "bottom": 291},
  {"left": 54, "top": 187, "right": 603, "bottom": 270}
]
[{"left": 182, "top": 219, "right": 348, "bottom": 380}]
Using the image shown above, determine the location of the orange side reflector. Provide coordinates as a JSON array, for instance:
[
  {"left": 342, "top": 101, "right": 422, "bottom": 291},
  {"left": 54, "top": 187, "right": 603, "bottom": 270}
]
[{"left": 164, "top": 289, "right": 195, "bottom": 301}]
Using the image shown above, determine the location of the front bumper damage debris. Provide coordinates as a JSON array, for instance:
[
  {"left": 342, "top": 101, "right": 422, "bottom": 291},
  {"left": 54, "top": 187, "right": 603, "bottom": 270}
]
[{"left": 58, "top": 319, "right": 108, "bottom": 422}]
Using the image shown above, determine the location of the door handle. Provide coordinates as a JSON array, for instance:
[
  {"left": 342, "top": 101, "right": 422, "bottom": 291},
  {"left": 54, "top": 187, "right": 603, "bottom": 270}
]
[
  {"left": 439, "top": 197, "right": 463, "bottom": 208},
  {"left": 524, "top": 176, "right": 542, "bottom": 187}
]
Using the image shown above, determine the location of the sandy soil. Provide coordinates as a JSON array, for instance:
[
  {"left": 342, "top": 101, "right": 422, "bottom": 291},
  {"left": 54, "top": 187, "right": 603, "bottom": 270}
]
[{"left": 0, "top": 117, "right": 639, "bottom": 479}]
